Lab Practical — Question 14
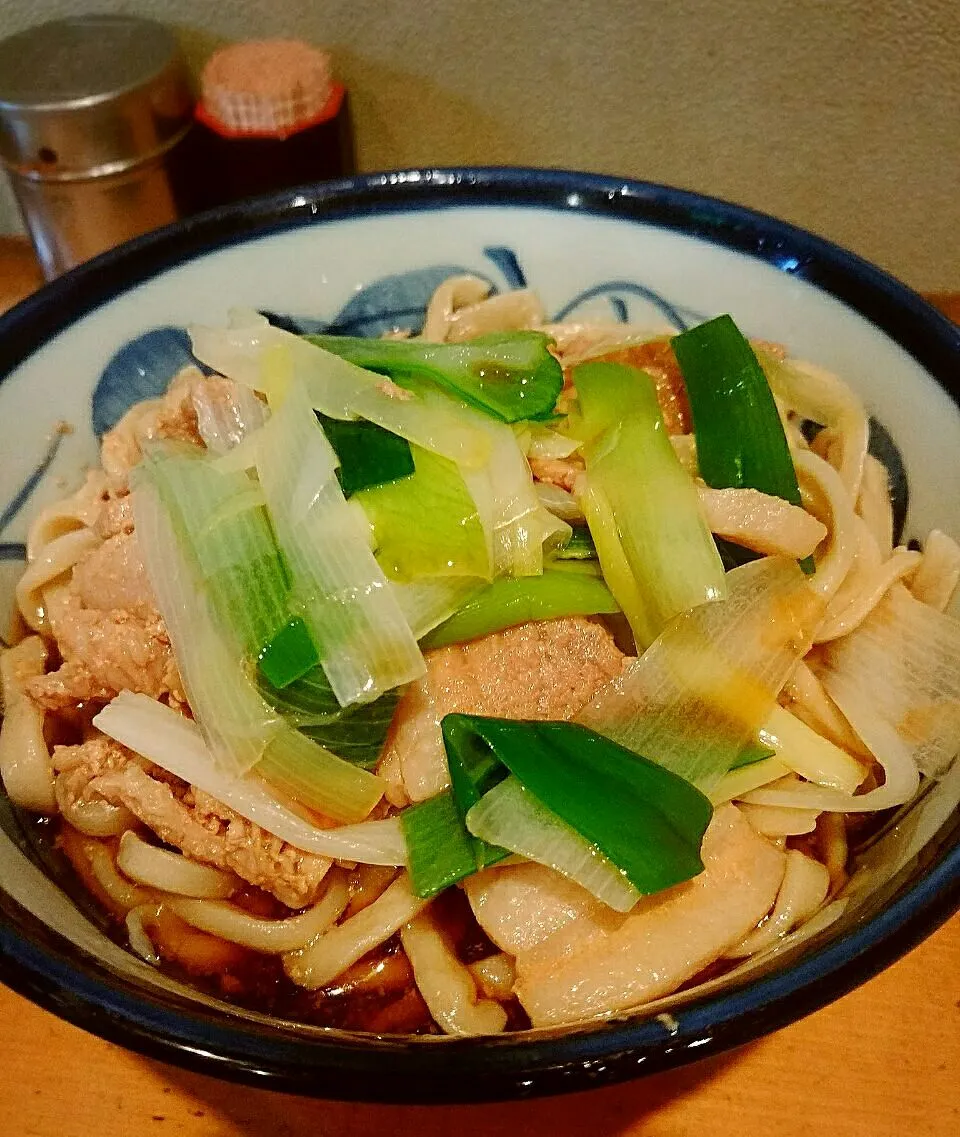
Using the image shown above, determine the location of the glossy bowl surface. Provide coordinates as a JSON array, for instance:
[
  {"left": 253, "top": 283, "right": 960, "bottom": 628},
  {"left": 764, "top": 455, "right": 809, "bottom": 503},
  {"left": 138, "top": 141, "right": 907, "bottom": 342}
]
[{"left": 1, "top": 167, "right": 958, "bottom": 1102}]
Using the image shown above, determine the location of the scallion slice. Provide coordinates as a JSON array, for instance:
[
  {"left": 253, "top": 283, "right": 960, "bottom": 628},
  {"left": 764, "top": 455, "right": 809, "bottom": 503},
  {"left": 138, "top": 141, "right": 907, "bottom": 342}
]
[
  {"left": 572, "top": 361, "right": 727, "bottom": 648},
  {"left": 317, "top": 413, "right": 415, "bottom": 496},
  {"left": 401, "top": 790, "right": 485, "bottom": 899},
  {"left": 671, "top": 315, "right": 814, "bottom": 573},
  {"left": 421, "top": 570, "right": 619, "bottom": 649},
  {"left": 442, "top": 715, "right": 712, "bottom": 895},
  {"left": 258, "top": 616, "right": 320, "bottom": 689},
  {"left": 306, "top": 331, "right": 564, "bottom": 423}
]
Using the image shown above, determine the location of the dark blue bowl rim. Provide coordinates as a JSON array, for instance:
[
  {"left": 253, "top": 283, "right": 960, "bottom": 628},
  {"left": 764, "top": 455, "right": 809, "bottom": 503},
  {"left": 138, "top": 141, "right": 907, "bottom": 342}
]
[{"left": 0, "top": 166, "right": 958, "bottom": 1104}]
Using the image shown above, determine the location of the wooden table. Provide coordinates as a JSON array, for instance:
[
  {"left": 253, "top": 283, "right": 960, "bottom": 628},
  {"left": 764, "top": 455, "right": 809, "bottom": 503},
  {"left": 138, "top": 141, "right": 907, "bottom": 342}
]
[{"left": 1, "top": 240, "right": 958, "bottom": 1136}]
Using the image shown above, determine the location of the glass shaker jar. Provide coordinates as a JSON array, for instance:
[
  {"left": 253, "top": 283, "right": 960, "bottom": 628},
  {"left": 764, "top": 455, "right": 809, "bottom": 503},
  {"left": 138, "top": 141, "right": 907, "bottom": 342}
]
[{"left": 0, "top": 15, "right": 195, "bottom": 279}]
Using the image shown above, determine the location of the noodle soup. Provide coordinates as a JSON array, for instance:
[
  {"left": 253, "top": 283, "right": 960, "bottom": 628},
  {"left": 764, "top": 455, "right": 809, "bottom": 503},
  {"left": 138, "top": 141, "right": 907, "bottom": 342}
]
[{"left": 4, "top": 273, "right": 956, "bottom": 1039}]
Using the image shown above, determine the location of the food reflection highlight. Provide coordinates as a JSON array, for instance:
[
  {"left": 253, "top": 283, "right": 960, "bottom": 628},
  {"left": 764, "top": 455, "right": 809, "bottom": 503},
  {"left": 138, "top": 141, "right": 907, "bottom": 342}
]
[{"left": 1, "top": 275, "right": 959, "bottom": 1037}]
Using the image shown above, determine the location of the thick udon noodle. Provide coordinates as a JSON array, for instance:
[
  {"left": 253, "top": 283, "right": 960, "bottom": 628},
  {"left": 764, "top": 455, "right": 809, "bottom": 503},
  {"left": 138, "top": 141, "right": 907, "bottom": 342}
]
[{"left": 2, "top": 277, "right": 959, "bottom": 1035}]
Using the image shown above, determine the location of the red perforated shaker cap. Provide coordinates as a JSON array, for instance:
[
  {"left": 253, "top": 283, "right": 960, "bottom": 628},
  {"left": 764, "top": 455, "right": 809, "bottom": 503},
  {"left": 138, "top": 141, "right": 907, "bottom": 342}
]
[{"left": 198, "top": 39, "right": 337, "bottom": 139}]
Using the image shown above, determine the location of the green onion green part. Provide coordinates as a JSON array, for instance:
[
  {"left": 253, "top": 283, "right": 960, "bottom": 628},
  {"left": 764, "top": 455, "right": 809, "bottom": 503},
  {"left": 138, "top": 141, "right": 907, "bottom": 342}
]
[
  {"left": 316, "top": 412, "right": 415, "bottom": 497},
  {"left": 422, "top": 570, "right": 619, "bottom": 649},
  {"left": 401, "top": 790, "right": 488, "bottom": 899},
  {"left": 306, "top": 331, "right": 564, "bottom": 423},
  {"left": 258, "top": 666, "right": 400, "bottom": 770},
  {"left": 442, "top": 715, "right": 713, "bottom": 896},
  {"left": 731, "top": 738, "right": 778, "bottom": 769},
  {"left": 552, "top": 525, "right": 598, "bottom": 561},
  {"left": 671, "top": 315, "right": 814, "bottom": 574},
  {"left": 258, "top": 616, "right": 320, "bottom": 689}
]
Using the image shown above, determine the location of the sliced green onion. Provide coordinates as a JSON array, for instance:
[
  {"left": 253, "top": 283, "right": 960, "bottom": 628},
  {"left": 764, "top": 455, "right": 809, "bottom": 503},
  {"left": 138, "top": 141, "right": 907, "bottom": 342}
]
[
  {"left": 578, "top": 556, "right": 825, "bottom": 792},
  {"left": 255, "top": 380, "right": 424, "bottom": 706},
  {"left": 307, "top": 331, "right": 564, "bottom": 423},
  {"left": 258, "top": 666, "right": 400, "bottom": 771},
  {"left": 136, "top": 447, "right": 290, "bottom": 658},
  {"left": 572, "top": 361, "right": 727, "bottom": 648},
  {"left": 671, "top": 315, "right": 814, "bottom": 574},
  {"left": 258, "top": 616, "right": 320, "bottom": 689},
  {"left": 443, "top": 715, "right": 512, "bottom": 872},
  {"left": 317, "top": 413, "right": 415, "bottom": 496},
  {"left": 731, "top": 738, "right": 777, "bottom": 769},
  {"left": 190, "top": 316, "right": 494, "bottom": 466},
  {"left": 465, "top": 776, "right": 640, "bottom": 912},
  {"left": 258, "top": 729, "right": 385, "bottom": 823},
  {"left": 422, "top": 570, "right": 619, "bottom": 649},
  {"left": 553, "top": 525, "right": 598, "bottom": 561},
  {"left": 401, "top": 790, "right": 485, "bottom": 899},
  {"left": 442, "top": 715, "right": 712, "bottom": 895},
  {"left": 355, "top": 443, "right": 491, "bottom": 582}
]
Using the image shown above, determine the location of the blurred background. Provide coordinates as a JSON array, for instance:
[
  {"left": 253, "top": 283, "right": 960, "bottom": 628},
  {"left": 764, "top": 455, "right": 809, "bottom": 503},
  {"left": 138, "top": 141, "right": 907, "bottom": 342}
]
[{"left": 0, "top": 0, "right": 956, "bottom": 288}]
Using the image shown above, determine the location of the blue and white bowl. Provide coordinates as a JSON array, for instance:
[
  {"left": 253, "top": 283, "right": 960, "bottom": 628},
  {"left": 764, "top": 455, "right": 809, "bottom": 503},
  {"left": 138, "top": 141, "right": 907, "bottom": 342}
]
[{"left": 1, "top": 168, "right": 958, "bottom": 1101}]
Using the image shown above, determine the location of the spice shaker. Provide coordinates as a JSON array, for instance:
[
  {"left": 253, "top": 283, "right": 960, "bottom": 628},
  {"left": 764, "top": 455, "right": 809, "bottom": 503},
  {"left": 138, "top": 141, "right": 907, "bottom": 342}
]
[
  {"left": 0, "top": 15, "right": 195, "bottom": 280},
  {"left": 184, "top": 39, "right": 356, "bottom": 213}
]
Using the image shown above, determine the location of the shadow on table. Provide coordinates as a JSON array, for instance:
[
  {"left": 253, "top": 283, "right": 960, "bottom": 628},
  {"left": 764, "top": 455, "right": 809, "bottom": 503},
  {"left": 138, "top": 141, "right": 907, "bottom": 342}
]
[{"left": 155, "top": 1044, "right": 752, "bottom": 1137}]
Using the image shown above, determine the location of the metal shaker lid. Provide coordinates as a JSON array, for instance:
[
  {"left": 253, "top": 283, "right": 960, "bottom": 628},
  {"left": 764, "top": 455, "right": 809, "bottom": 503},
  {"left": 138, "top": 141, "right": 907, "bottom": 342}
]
[{"left": 0, "top": 15, "right": 193, "bottom": 181}]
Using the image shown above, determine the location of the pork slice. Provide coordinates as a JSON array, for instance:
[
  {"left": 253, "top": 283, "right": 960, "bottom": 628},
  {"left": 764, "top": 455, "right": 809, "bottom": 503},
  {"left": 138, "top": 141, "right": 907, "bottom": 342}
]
[
  {"left": 463, "top": 861, "right": 620, "bottom": 956},
  {"left": 380, "top": 617, "right": 626, "bottom": 802},
  {"left": 89, "top": 762, "right": 331, "bottom": 908},
  {"left": 95, "top": 491, "right": 135, "bottom": 540},
  {"left": 71, "top": 531, "right": 155, "bottom": 616},
  {"left": 514, "top": 804, "right": 786, "bottom": 1026},
  {"left": 100, "top": 368, "right": 204, "bottom": 492},
  {"left": 528, "top": 455, "right": 585, "bottom": 493},
  {"left": 26, "top": 585, "right": 181, "bottom": 709}
]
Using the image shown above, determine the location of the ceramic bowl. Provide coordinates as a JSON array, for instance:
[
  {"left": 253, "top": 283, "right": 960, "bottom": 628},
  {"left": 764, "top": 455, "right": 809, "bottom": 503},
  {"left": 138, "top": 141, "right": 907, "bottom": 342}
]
[{"left": 1, "top": 168, "right": 958, "bottom": 1102}]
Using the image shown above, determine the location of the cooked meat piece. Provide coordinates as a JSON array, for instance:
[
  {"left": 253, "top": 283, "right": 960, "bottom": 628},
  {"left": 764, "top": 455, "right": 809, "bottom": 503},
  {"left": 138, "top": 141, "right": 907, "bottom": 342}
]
[
  {"left": 513, "top": 804, "right": 786, "bottom": 1026},
  {"left": 26, "top": 584, "right": 180, "bottom": 709},
  {"left": 380, "top": 617, "right": 626, "bottom": 802},
  {"left": 464, "top": 861, "right": 619, "bottom": 956},
  {"left": 191, "top": 375, "right": 267, "bottom": 453},
  {"left": 54, "top": 734, "right": 141, "bottom": 792},
  {"left": 71, "top": 532, "right": 155, "bottom": 616},
  {"left": 528, "top": 455, "right": 585, "bottom": 492},
  {"left": 94, "top": 491, "right": 135, "bottom": 540},
  {"left": 82, "top": 759, "right": 331, "bottom": 908},
  {"left": 99, "top": 367, "right": 205, "bottom": 492}
]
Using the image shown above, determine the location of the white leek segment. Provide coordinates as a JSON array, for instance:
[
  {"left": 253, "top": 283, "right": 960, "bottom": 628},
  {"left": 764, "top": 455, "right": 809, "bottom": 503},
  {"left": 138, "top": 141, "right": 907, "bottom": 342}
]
[
  {"left": 460, "top": 408, "right": 571, "bottom": 577},
  {"left": 189, "top": 314, "right": 492, "bottom": 467},
  {"left": 255, "top": 380, "right": 425, "bottom": 705},
  {"left": 93, "top": 693, "right": 408, "bottom": 865},
  {"left": 392, "top": 576, "right": 487, "bottom": 640},
  {"left": 134, "top": 477, "right": 383, "bottom": 819},
  {"left": 578, "top": 557, "right": 825, "bottom": 792},
  {"left": 465, "top": 776, "right": 641, "bottom": 913},
  {"left": 133, "top": 479, "right": 282, "bottom": 775}
]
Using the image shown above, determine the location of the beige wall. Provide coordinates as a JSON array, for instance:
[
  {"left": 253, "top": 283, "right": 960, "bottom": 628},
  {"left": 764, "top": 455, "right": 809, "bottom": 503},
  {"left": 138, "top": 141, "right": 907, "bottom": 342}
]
[{"left": 1, "top": 0, "right": 957, "bottom": 289}]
